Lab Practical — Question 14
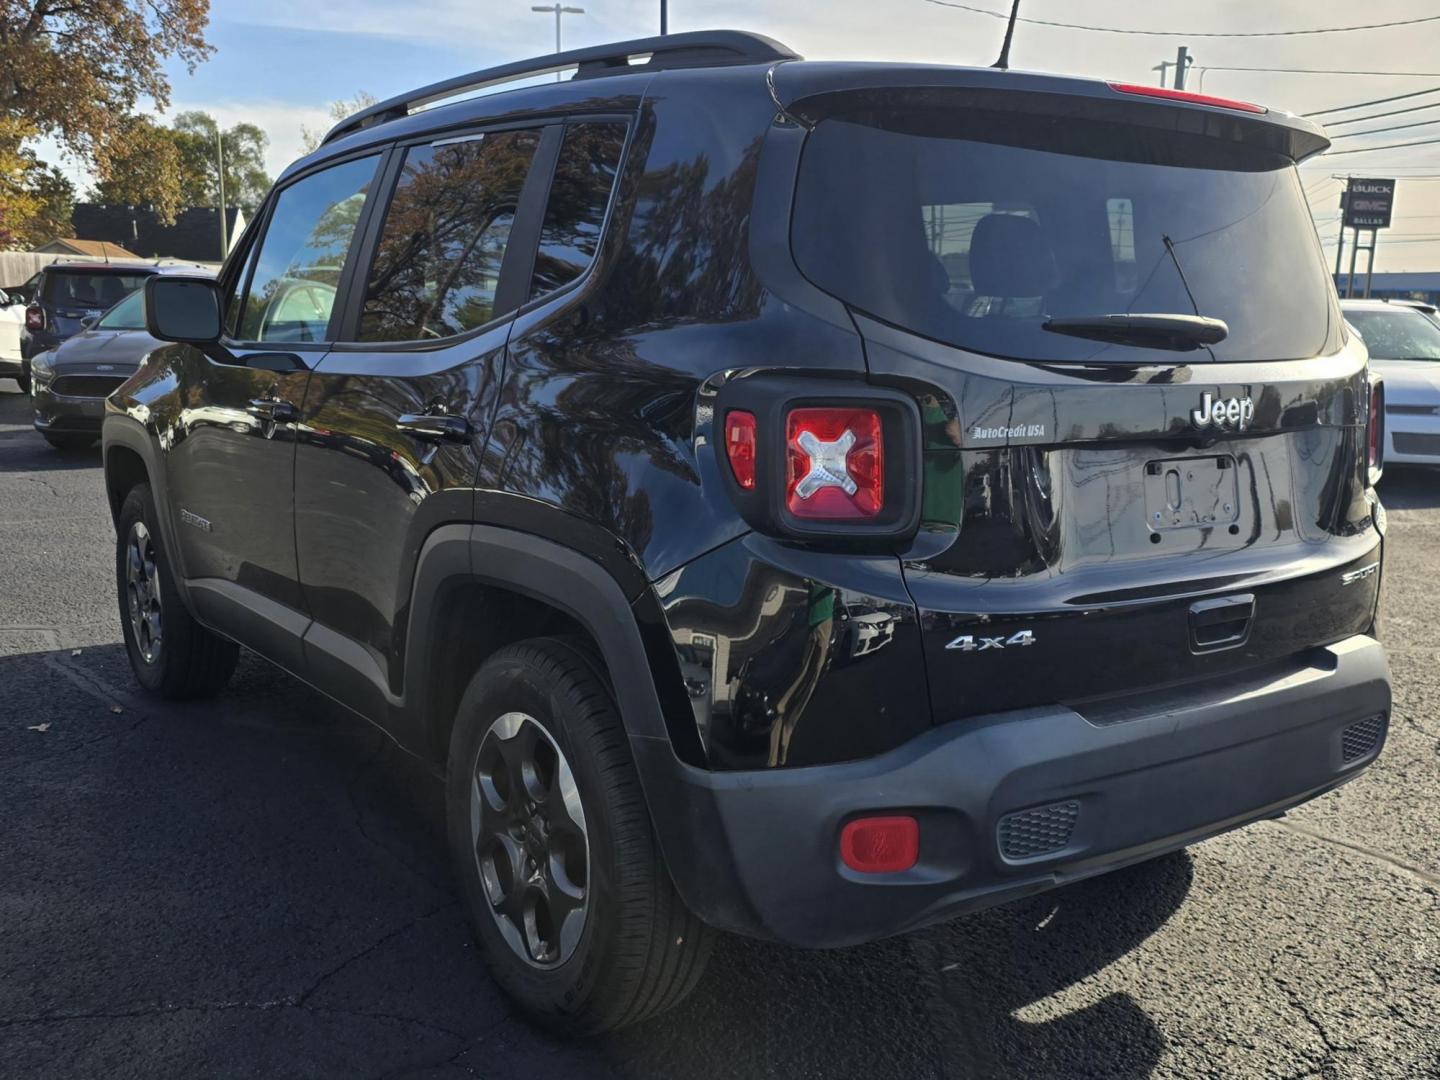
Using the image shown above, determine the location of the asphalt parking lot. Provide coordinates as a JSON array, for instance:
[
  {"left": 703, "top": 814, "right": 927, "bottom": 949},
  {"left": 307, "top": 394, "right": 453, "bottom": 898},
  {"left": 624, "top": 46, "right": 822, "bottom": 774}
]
[{"left": 1, "top": 379, "right": 1438, "bottom": 1080}]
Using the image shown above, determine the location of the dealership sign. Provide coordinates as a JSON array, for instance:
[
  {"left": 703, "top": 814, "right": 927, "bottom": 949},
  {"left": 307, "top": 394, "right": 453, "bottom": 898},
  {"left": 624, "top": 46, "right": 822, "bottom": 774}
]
[{"left": 1343, "top": 178, "right": 1395, "bottom": 230}]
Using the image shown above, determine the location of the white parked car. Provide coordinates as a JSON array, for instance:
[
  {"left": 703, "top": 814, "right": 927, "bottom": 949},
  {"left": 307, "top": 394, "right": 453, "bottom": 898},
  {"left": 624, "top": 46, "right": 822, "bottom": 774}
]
[
  {"left": 0, "top": 287, "right": 27, "bottom": 386},
  {"left": 1342, "top": 299, "right": 1440, "bottom": 467}
]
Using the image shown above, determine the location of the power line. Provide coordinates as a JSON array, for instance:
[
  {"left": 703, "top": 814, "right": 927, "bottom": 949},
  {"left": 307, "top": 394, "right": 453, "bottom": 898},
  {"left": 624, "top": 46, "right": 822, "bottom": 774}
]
[
  {"left": 1332, "top": 117, "right": 1440, "bottom": 140},
  {"left": 1328, "top": 134, "right": 1440, "bottom": 156},
  {"left": 1306, "top": 87, "right": 1440, "bottom": 117},
  {"left": 1326, "top": 99, "right": 1440, "bottom": 127},
  {"left": 920, "top": 2, "right": 1440, "bottom": 37},
  {"left": 1200, "top": 66, "right": 1440, "bottom": 78}
]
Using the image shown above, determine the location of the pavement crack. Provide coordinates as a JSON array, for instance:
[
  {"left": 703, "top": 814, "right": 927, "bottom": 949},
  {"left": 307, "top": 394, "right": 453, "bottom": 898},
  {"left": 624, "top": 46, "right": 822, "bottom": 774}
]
[
  {"left": 17, "top": 475, "right": 61, "bottom": 498},
  {"left": 294, "top": 901, "right": 458, "bottom": 1007},
  {"left": 1274, "top": 818, "right": 1440, "bottom": 889}
]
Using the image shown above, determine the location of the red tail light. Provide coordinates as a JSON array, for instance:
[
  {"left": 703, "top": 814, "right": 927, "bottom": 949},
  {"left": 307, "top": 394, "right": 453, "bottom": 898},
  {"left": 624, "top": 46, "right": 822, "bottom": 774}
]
[
  {"left": 840, "top": 815, "right": 919, "bottom": 874},
  {"left": 724, "top": 410, "right": 757, "bottom": 490},
  {"left": 785, "top": 407, "right": 883, "bottom": 520},
  {"left": 1107, "top": 82, "right": 1267, "bottom": 115},
  {"left": 25, "top": 304, "right": 43, "bottom": 332}
]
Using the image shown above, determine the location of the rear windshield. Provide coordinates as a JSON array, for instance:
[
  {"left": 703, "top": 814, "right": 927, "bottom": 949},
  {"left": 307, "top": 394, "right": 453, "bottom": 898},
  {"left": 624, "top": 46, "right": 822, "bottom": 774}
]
[
  {"left": 42, "top": 270, "right": 149, "bottom": 310},
  {"left": 792, "top": 104, "right": 1341, "bottom": 364},
  {"left": 1345, "top": 307, "right": 1440, "bottom": 362}
]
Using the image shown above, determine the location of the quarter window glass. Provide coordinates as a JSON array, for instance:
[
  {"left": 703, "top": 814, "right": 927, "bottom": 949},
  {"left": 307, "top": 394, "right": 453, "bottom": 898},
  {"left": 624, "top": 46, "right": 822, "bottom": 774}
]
[
  {"left": 238, "top": 155, "right": 378, "bottom": 343},
  {"left": 530, "top": 122, "right": 626, "bottom": 299},
  {"left": 359, "top": 129, "right": 541, "bottom": 342}
]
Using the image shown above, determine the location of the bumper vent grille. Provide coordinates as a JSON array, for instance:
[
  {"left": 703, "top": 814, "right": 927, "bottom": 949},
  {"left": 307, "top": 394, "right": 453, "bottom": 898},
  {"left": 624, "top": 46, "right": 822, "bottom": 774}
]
[
  {"left": 50, "top": 374, "right": 125, "bottom": 398},
  {"left": 1341, "top": 714, "right": 1385, "bottom": 764},
  {"left": 998, "top": 800, "right": 1080, "bottom": 861}
]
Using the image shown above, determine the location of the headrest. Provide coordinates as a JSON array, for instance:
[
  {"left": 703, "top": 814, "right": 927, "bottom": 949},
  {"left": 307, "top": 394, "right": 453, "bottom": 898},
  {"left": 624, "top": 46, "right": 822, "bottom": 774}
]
[{"left": 968, "top": 213, "right": 1058, "bottom": 298}]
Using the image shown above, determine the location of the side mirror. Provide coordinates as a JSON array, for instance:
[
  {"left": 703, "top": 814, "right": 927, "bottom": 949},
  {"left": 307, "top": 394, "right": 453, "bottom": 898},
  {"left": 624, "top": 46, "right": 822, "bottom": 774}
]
[
  {"left": 80, "top": 315, "right": 98, "bottom": 330},
  {"left": 145, "top": 276, "right": 222, "bottom": 344}
]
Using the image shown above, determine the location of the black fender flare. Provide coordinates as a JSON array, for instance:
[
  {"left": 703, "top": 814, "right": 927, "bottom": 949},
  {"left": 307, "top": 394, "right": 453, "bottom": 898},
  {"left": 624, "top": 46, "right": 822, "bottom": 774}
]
[{"left": 405, "top": 522, "right": 680, "bottom": 751}]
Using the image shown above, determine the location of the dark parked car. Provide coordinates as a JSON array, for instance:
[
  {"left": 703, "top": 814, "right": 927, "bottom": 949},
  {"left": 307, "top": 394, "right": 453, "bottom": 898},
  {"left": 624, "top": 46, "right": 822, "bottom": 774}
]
[
  {"left": 102, "top": 32, "right": 1392, "bottom": 1034},
  {"left": 19, "top": 262, "right": 161, "bottom": 392},
  {"left": 30, "top": 269, "right": 213, "bottom": 450}
]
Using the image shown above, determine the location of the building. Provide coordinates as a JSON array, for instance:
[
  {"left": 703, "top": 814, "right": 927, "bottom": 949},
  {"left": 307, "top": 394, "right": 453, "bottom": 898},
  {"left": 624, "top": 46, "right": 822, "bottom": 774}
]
[
  {"left": 68, "top": 205, "right": 247, "bottom": 264},
  {"left": 1334, "top": 272, "right": 1440, "bottom": 304},
  {"left": 32, "top": 238, "right": 142, "bottom": 260}
]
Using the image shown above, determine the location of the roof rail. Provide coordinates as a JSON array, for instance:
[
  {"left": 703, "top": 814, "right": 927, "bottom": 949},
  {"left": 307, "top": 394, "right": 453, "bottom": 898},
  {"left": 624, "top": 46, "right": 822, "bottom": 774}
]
[{"left": 322, "top": 30, "right": 800, "bottom": 147}]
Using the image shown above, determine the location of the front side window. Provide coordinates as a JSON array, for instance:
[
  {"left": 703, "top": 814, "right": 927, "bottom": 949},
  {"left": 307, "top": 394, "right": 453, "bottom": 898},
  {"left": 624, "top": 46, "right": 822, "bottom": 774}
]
[
  {"left": 529, "top": 122, "right": 627, "bottom": 299},
  {"left": 236, "top": 155, "right": 379, "bottom": 343},
  {"left": 98, "top": 289, "right": 147, "bottom": 330},
  {"left": 358, "top": 129, "right": 542, "bottom": 342}
]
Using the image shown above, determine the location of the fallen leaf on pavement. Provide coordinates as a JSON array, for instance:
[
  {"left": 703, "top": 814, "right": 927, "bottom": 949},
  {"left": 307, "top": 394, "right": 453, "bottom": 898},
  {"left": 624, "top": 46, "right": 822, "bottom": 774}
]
[
  {"left": 70, "top": 649, "right": 81, "bottom": 657},
  {"left": 110, "top": 704, "right": 123, "bottom": 714},
  {"left": 27, "top": 723, "right": 50, "bottom": 732}
]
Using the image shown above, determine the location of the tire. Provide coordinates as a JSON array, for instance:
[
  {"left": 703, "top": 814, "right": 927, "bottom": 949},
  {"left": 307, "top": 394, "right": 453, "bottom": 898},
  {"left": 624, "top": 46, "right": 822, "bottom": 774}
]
[
  {"left": 42, "top": 432, "right": 95, "bottom": 450},
  {"left": 15, "top": 372, "right": 29, "bottom": 394},
  {"left": 446, "top": 637, "right": 714, "bottom": 1035},
  {"left": 116, "top": 483, "right": 239, "bottom": 698}
]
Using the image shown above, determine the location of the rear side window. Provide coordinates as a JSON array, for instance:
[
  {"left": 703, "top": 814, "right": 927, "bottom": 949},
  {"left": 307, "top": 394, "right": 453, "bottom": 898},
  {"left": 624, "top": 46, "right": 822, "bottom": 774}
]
[
  {"left": 792, "top": 104, "right": 1341, "bottom": 364},
  {"left": 529, "top": 122, "right": 626, "bottom": 299},
  {"left": 42, "top": 271, "right": 148, "bottom": 310},
  {"left": 358, "top": 129, "right": 542, "bottom": 342},
  {"left": 236, "top": 154, "right": 379, "bottom": 343}
]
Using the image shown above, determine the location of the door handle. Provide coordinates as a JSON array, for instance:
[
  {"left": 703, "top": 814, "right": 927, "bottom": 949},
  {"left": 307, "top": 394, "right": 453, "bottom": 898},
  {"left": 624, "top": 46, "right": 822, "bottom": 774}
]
[
  {"left": 397, "top": 413, "right": 471, "bottom": 444},
  {"left": 248, "top": 398, "right": 299, "bottom": 423}
]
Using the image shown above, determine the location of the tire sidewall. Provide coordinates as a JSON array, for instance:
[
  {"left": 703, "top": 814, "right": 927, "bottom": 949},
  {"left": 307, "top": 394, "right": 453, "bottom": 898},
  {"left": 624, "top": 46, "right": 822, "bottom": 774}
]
[{"left": 445, "top": 647, "right": 627, "bottom": 1026}]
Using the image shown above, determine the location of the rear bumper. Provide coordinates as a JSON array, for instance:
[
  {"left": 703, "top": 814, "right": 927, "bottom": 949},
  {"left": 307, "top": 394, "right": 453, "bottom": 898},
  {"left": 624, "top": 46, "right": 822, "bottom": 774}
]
[
  {"left": 635, "top": 634, "right": 1390, "bottom": 947},
  {"left": 1386, "top": 414, "right": 1440, "bottom": 465}
]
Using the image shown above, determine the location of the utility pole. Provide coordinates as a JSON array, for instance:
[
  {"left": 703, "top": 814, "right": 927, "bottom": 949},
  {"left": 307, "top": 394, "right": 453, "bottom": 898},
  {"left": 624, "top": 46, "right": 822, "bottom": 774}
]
[
  {"left": 1154, "top": 46, "right": 1193, "bottom": 89},
  {"left": 532, "top": 4, "right": 584, "bottom": 80},
  {"left": 660, "top": 0, "right": 667, "bottom": 34},
  {"left": 215, "top": 124, "right": 228, "bottom": 259}
]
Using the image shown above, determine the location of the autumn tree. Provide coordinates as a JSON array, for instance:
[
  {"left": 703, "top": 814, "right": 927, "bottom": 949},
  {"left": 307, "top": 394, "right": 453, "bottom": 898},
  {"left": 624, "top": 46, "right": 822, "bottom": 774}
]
[
  {"left": 0, "top": 117, "right": 75, "bottom": 248},
  {"left": 0, "top": 0, "right": 212, "bottom": 220},
  {"left": 299, "top": 92, "right": 380, "bottom": 155}
]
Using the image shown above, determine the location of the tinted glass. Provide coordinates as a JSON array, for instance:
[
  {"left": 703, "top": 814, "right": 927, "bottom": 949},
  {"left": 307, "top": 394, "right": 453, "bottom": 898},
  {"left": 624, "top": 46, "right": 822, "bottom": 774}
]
[
  {"left": 98, "top": 289, "right": 146, "bottom": 330},
  {"left": 238, "top": 155, "right": 378, "bottom": 343},
  {"left": 359, "top": 130, "right": 540, "bottom": 342},
  {"left": 792, "top": 105, "right": 1341, "bottom": 364},
  {"left": 529, "top": 123, "right": 626, "bottom": 299},
  {"left": 42, "top": 271, "right": 148, "bottom": 310},
  {"left": 1346, "top": 308, "right": 1440, "bottom": 361}
]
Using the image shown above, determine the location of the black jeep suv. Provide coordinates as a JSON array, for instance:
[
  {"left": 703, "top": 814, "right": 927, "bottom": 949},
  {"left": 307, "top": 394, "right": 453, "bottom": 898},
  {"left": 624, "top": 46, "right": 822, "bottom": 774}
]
[{"left": 102, "top": 32, "right": 1392, "bottom": 1034}]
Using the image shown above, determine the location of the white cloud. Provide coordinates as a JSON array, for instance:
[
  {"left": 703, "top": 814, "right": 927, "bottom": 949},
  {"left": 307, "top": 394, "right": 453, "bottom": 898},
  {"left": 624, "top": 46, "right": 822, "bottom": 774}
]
[{"left": 170, "top": 99, "right": 333, "bottom": 176}]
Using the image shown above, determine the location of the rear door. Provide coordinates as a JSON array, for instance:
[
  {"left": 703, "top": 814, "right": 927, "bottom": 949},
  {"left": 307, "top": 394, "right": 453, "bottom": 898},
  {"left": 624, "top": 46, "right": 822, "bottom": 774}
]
[
  {"left": 784, "top": 86, "right": 1381, "bottom": 724},
  {"left": 165, "top": 152, "right": 381, "bottom": 670},
  {"left": 293, "top": 123, "right": 559, "bottom": 723}
]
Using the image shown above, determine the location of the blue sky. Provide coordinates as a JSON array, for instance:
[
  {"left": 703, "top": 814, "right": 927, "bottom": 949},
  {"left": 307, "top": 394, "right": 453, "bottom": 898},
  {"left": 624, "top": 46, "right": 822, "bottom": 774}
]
[{"left": 44, "top": 1, "right": 1440, "bottom": 268}]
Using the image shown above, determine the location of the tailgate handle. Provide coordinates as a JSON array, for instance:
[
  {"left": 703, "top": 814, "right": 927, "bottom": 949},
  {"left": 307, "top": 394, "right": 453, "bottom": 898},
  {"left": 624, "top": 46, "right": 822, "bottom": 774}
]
[{"left": 1188, "top": 594, "right": 1254, "bottom": 653}]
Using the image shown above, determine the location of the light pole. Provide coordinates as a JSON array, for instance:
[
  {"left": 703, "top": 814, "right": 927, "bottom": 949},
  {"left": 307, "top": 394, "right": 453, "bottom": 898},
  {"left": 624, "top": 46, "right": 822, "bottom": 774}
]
[
  {"left": 532, "top": 4, "right": 584, "bottom": 80},
  {"left": 215, "top": 123, "right": 228, "bottom": 259},
  {"left": 661, "top": 0, "right": 668, "bottom": 34}
]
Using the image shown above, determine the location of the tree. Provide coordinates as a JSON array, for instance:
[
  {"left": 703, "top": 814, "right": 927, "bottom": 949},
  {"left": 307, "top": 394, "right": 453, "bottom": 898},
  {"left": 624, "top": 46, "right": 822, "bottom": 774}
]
[
  {"left": 89, "top": 116, "right": 186, "bottom": 219},
  {"left": 172, "top": 112, "right": 271, "bottom": 214},
  {"left": 0, "top": 2, "right": 212, "bottom": 187},
  {"left": 0, "top": 116, "right": 75, "bottom": 248},
  {"left": 299, "top": 92, "right": 379, "bottom": 156}
]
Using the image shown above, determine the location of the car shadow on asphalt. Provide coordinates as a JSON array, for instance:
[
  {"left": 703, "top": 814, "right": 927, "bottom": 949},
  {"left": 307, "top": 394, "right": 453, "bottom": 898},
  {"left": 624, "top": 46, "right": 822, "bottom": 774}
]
[
  {"left": 2, "top": 642, "right": 1191, "bottom": 1079},
  {"left": 1379, "top": 468, "right": 1440, "bottom": 510}
]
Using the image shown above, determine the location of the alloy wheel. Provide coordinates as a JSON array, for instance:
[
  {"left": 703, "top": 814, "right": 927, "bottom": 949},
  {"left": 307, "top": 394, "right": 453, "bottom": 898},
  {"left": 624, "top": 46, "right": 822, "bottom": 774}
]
[
  {"left": 125, "top": 520, "right": 163, "bottom": 665},
  {"left": 470, "top": 711, "right": 590, "bottom": 968}
]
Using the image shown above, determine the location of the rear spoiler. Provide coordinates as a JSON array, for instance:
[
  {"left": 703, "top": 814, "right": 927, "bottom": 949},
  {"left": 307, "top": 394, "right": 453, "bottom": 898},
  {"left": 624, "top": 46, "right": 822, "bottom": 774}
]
[{"left": 772, "top": 63, "right": 1329, "bottom": 163}]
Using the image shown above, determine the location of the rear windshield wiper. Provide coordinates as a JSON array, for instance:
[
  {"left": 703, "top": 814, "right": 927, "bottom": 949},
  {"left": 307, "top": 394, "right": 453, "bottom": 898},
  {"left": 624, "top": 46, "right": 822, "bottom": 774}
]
[{"left": 1042, "top": 313, "right": 1229, "bottom": 352}]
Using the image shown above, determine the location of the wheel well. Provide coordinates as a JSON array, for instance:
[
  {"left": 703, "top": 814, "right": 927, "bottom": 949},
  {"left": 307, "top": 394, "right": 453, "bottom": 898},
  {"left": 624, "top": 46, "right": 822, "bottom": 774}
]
[
  {"left": 425, "top": 583, "right": 604, "bottom": 763},
  {"left": 104, "top": 445, "right": 149, "bottom": 524}
]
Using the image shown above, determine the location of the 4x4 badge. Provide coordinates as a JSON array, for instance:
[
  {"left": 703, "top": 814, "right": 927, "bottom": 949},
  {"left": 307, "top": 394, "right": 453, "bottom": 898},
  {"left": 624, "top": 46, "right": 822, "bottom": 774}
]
[
  {"left": 947, "top": 630, "right": 1036, "bottom": 652},
  {"left": 1192, "top": 391, "right": 1254, "bottom": 431}
]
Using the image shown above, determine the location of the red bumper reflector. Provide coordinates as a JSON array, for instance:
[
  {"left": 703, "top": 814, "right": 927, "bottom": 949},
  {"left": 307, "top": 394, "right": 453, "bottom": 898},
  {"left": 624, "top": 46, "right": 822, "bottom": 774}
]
[
  {"left": 840, "top": 815, "right": 919, "bottom": 874},
  {"left": 725, "top": 410, "right": 758, "bottom": 490},
  {"left": 1107, "top": 81, "right": 1267, "bottom": 115}
]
